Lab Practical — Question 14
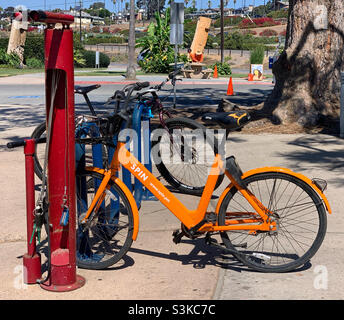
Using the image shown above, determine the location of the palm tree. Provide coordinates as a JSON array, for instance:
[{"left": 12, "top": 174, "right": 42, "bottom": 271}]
[{"left": 126, "top": 0, "right": 136, "bottom": 79}]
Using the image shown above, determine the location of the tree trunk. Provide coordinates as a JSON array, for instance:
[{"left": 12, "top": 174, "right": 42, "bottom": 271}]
[
  {"left": 7, "top": 18, "right": 27, "bottom": 68},
  {"left": 126, "top": 0, "right": 136, "bottom": 80},
  {"left": 264, "top": 0, "right": 344, "bottom": 126}
]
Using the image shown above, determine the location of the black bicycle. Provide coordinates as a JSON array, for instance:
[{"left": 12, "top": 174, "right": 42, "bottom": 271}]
[{"left": 31, "top": 69, "right": 224, "bottom": 195}]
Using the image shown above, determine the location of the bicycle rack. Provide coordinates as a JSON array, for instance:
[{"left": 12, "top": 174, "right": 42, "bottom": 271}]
[
  {"left": 29, "top": 10, "right": 85, "bottom": 292},
  {"left": 123, "top": 101, "right": 157, "bottom": 205}
]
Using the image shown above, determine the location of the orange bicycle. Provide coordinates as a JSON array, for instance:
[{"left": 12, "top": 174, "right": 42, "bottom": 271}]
[{"left": 75, "top": 82, "right": 331, "bottom": 273}]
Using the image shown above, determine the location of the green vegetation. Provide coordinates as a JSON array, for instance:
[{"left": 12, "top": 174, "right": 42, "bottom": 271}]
[
  {"left": 82, "top": 50, "right": 110, "bottom": 68},
  {"left": 25, "top": 57, "right": 44, "bottom": 69},
  {"left": 84, "top": 35, "right": 126, "bottom": 45},
  {"left": 0, "top": 48, "right": 21, "bottom": 67},
  {"left": 211, "top": 61, "right": 232, "bottom": 75},
  {"left": 224, "top": 31, "right": 276, "bottom": 51},
  {"left": 213, "top": 16, "right": 243, "bottom": 28},
  {"left": 250, "top": 45, "right": 265, "bottom": 64},
  {"left": 0, "top": 67, "right": 44, "bottom": 77},
  {"left": 136, "top": 10, "right": 187, "bottom": 73},
  {"left": 267, "top": 10, "right": 289, "bottom": 19},
  {"left": 0, "top": 34, "right": 110, "bottom": 71}
]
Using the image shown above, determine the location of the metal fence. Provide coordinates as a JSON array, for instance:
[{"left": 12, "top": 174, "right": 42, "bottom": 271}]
[{"left": 84, "top": 44, "right": 276, "bottom": 57}]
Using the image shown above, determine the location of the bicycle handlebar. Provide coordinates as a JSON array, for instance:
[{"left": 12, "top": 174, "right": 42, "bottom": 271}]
[{"left": 151, "top": 67, "right": 183, "bottom": 91}]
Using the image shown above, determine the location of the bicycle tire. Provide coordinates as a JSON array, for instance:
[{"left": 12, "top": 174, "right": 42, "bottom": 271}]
[
  {"left": 31, "top": 121, "right": 46, "bottom": 181},
  {"left": 31, "top": 121, "right": 109, "bottom": 181},
  {"left": 152, "top": 117, "right": 224, "bottom": 196},
  {"left": 218, "top": 172, "right": 327, "bottom": 273},
  {"left": 75, "top": 170, "right": 134, "bottom": 270}
]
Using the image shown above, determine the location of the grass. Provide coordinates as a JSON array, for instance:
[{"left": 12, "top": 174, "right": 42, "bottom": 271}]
[{"left": 0, "top": 67, "right": 44, "bottom": 77}]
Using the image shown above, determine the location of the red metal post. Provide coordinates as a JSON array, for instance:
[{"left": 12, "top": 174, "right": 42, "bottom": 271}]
[
  {"left": 30, "top": 10, "right": 85, "bottom": 292},
  {"left": 23, "top": 139, "right": 41, "bottom": 284}
]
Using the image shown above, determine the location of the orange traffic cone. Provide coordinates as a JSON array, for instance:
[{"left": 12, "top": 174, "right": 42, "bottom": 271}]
[
  {"left": 213, "top": 65, "right": 218, "bottom": 78},
  {"left": 227, "top": 77, "right": 234, "bottom": 96},
  {"left": 248, "top": 73, "right": 253, "bottom": 81}
]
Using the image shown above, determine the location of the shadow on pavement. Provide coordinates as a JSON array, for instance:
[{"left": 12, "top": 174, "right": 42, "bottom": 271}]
[{"left": 278, "top": 135, "right": 344, "bottom": 186}]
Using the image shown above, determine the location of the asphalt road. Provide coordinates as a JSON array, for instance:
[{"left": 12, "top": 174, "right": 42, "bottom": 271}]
[{"left": 0, "top": 74, "right": 274, "bottom": 136}]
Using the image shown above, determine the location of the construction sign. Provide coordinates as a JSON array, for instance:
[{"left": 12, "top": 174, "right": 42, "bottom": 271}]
[{"left": 170, "top": 2, "right": 184, "bottom": 45}]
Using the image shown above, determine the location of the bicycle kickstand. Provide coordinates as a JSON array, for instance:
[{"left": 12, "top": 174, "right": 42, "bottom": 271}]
[{"left": 172, "top": 229, "right": 186, "bottom": 244}]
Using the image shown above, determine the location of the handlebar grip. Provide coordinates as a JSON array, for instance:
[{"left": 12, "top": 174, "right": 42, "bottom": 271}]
[{"left": 7, "top": 140, "right": 26, "bottom": 149}]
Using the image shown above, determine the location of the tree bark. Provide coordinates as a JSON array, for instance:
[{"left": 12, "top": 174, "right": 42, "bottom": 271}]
[
  {"left": 126, "top": 0, "right": 136, "bottom": 80},
  {"left": 264, "top": 0, "right": 344, "bottom": 126},
  {"left": 7, "top": 18, "right": 27, "bottom": 68}
]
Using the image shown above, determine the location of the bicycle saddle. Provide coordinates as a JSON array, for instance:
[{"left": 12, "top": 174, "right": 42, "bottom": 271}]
[
  {"left": 201, "top": 110, "right": 251, "bottom": 131},
  {"left": 74, "top": 84, "right": 101, "bottom": 95}
]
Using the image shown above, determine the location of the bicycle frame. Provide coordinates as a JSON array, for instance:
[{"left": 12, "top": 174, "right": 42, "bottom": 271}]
[{"left": 82, "top": 142, "right": 278, "bottom": 239}]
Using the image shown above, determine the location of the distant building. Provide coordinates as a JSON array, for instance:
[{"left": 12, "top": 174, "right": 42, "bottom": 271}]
[
  {"left": 66, "top": 9, "right": 105, "bottom": 27},
  {"left": 185, "top": 8, "right": 234, "bottom": 20},
  {"left": 275, "top": 1, "right": 289, "bottom": 10},
  {"left": 233, "top": 5, "right": 254, "bottom": 16}
]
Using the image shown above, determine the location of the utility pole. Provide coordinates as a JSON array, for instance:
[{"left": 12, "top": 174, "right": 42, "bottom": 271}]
[
  {"left": 220, "top": 0, "right": 224, "bottom": 64},
  {"left": 79, "top": 0, "right": 82, "bottom": 44},
  {"left": 126, "top": 0, "right": 136, "bottom": 79}
]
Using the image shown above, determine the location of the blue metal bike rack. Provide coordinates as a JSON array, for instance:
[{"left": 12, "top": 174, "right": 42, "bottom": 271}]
[
  {"left": 76, "top": 100, "right": 157, "bottom": 208},
  {"left": 75, "top": 100, "right": 157, "bottom": 264},
  {"left": 123, "top": 101, "right": 157, "bottom": 204}
]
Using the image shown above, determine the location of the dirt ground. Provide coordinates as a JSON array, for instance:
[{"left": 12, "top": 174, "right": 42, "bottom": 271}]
[{"left": 164, "top": 102, "right": 340, "bottom": 136}]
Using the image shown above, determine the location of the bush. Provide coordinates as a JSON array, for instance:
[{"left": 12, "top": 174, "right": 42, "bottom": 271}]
[
  {"left": 211, "top": 61, "right": 231, "bottom": 76},
  {"left": 250, "top": 45, "right": 265, "bottom": 65},
  {"left": 84, "top": 36, "right": 125, "bottom": 45},
  {"left": 82, "top": 50, "right": 110, "bottom": 68},
  {"left": 242, "top": 30, "right": 257, "bottom": 36},
  {"left": 26, "top": 57, "right": 44, "bottom": 69},
  {"left": 24, "top": 35, "right": 45, "bottom": 63},
  {"left": 259, "top": 29, "right": 278, "bottom": 37},
  {"left": 0, "top": 48, "right": 21, "bottom": 67},
  {"left": 214, "top": 16, "right": 243, "bottom": 28},
  {"left": 239, "top": 17, "right": 280, "bottom": 29},
  {"left": 267, "top": 10, "right": 289, "bottom": 19}
]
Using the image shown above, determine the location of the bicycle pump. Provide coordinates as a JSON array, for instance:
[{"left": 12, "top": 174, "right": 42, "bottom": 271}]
[{"left": 29, "top": 10, "right": 85, "bottom": 292}]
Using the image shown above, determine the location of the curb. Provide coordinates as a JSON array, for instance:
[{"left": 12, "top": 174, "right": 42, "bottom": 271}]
[{"left": 212, "top": 267, "right": 225, "bottom": 300}]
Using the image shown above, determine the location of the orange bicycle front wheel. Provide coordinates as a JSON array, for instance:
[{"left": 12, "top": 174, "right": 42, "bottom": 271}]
[{"left": 218, "top": 172, "right": 327, "bottom": 273}]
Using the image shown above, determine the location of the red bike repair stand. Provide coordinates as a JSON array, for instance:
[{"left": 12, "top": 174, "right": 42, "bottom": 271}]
[{"left": 30, "top": 10, "right": 85, "bottom": 292}]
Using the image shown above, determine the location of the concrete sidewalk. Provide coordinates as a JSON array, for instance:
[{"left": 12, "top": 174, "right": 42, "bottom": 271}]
[{"left": 0, "top": 122, "right": 343, "bottom": 300}]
